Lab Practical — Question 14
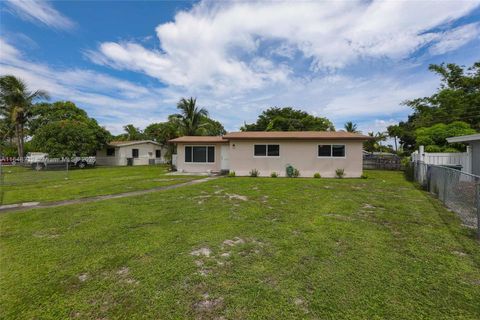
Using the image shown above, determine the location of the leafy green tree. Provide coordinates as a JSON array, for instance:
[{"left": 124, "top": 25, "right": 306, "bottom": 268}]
[
  {"left": 30, "top": 101, "right": 92, "bottom": 135},
  {"left": 172, "top": 97, "right": 209, "bottom": 135},
  {"left": 404, "top": 63, "right": 480, "bottom": 129},
  {"left": 31, "top": 119, "right": 110, "bottom": 157},
  {"left": 144, "top": 120, "right": 179, "bottom": 145},
  {"left": 29, "top": 101, "right": 111, "bottom": 157},
  {"left": 344, "top": 121, "right": 359, "bottom": 133},
  {"left": 115, "top": 124, "right": 145, "bottom": 141},
  {"left": 241, "top": 107, "right": 334, "bottom": 131},
  {"left": 364, "top": 131, "right": 388, "bottom": 152},
  {"left": 387, "top": 124, "right": 402, "bottom": 152},
  {"left": 198, "top": 117, "right": 226, "bottom": 136},
  {"left": 0, "top": 75, "right": 49, "bottom": 157},
  {"left": 415, "top": 121, "right": 475, "bottom": 152}
]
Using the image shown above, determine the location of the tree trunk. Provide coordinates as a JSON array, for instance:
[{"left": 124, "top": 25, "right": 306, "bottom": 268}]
[
  {"left": 394, "top": 136, "right": 398, "bottom": 153},
  {"left": 15, "top": 123, "right": 24, "bottom": 159}
]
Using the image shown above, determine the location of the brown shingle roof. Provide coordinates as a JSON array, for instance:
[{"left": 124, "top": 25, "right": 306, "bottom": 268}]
[
  {"left": 223, "top": 131, "right": 371, "bottom": 141},
  {"left": 168, "top": 136, "right": 228, "bottom": 143}
]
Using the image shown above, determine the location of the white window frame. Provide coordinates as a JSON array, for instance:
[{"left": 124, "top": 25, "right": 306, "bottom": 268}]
[
  {"left": 317, "top": 144, "right": 346, "bottom": 158},
  {"left": 184, "top": 145, "right": 216, "bottom": 164},
  {"left": 253, "top": 144, "right": 280, "bottom": 158}
]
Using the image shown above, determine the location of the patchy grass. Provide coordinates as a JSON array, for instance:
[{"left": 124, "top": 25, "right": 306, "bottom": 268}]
[
  {"left": 0, "top": 165, "right": 202, "bottom": 205},
  {"left": 1, "top": 171, "right": 479, "bottom": 319}
]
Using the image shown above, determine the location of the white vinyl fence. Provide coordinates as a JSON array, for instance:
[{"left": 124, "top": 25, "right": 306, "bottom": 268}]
[{"left": 411, "top": 145, "right": 472, "bottom": 174}]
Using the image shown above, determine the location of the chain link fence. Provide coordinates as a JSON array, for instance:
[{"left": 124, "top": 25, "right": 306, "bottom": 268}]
[{"left": 412, "top": 161, "right": 480, "bottom": 239}]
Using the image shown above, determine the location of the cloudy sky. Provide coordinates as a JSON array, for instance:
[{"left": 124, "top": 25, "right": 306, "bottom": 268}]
[{"left": 1, "top": 0, "right": 479, "bottom": 134}]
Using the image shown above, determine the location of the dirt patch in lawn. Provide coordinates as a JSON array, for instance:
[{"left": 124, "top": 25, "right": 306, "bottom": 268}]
[
  {"left": 225, "top": 194, "right": 248, "bottom": 201},
  {"left": 193, "top": 293, "right": 224, "bottom": 318},
  {"left": 191, "top": 247, "right": 212, "bottom": 257}
]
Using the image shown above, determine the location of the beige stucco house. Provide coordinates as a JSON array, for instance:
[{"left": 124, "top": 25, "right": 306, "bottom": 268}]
[
  {"left": 169, "top": 131, "right": 371, "bottom": 177},
  {"left": 96, "top": 140, "right": 167, "bottom": 166}
]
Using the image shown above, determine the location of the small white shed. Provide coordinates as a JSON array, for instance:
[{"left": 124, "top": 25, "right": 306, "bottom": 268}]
[{"left": 96, "top": 140, "right": 167, "bottom": 166}]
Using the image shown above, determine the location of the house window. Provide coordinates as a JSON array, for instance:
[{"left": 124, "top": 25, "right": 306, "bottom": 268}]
[
  {"left": 106, "top": 148, "right": 115, "bottom": 156},
  {"left": 318, "top": 145, "right": 345, "bottom": 157},
  {"left": 155, "top": 150, "right": 161, "bottom": 158},
  {"left": 254, "top": 144, "right": 280, "bottom": 157},
  {"left": 185, "top": 146, "right": 215, "bottom": 163},
  {"left": 132, "top": 149, "right": 139, "bottom": 158}
]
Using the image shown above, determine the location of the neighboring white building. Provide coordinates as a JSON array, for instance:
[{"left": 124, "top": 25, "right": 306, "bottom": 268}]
[
  {"left": 447, "top": 133, "right": 480, "bottom": 176},
  {"left": 96, "top": 140, "right": 167, "bottom": 166}
]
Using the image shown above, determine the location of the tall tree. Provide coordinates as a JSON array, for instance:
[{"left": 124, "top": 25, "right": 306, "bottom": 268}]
[
  {"left": 344, "top": 121, "right": 359, "bottom": 133},
  {"left": 29, "top": 101, "right": 111, "bottom": 157},
  {"left": 364, "top": 131, "right": 388, "bottom": 152},
  {"left": 172, "top": 97, "right": 209, "bottom": 135},
  {"left": 241, "top": 107, "right": 334, "bottom": 131},
  {"left": 387, "top": 124, "right": 401, "bottom": 152},
  {"left": 122, "top": 124, "right": 145, "bottom": 141},
  {"left": 0, "top": 75, "right": 49, "bottom": 157},
  {"left": 415, "top": 121, "right": 475, "bottom": 152},
  {"left": 389, "top": 61, "right": 480, "bottom": 153},
  {"left": 198, "top": 117, "right": 226, "bottom": 136}
]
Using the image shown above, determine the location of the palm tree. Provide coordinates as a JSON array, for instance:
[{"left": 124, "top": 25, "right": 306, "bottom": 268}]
[
  {"left": 344, "top": 121, "right": 359, "bottom": 133},
  {"left": 123, "top": 124, "right": 143, "bottom": 141},
  {"left": 0, "top": 75, "right": 49, "bottom": 158},
  {"left": 387, "top": 124, "right": 401, "bottom": 153},
  {"left": 172, "top": 97, "right": 209, "bottom": 135}
]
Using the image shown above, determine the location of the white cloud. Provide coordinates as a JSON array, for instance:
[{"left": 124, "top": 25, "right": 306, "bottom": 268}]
[
  {"left": 429, "top": 23, "right": 480, "bottom": 55},
  {"left": 5, "top": 0, "right": 75, "bottom": 30},
  {"left": 0, "top": 39, "right": 173, "bottom": 134},
  {"left": 87, "top": 0, "right": 480, "bottom": 93}
]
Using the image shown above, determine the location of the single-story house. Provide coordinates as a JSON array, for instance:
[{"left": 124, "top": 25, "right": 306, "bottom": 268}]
[
  {"left": 96, "top": 140, "right": 167, "bottom": 166},
  {"left": 447, "top": 133, "right": 480, "bottom": 176},
  {"left": 169, "top": 131, "right": 371, "bottom": 177}
]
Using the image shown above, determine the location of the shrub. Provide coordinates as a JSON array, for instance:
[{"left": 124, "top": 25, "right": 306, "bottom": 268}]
[
  {"left": 360, "top": 173, "right": 368, "bottom": 179},
  {"left": 335, "top": 168, "right": 345, "bottom": 178},
  {"left": 270, "top": 172, "right": 278, "bottom": 178},
  {"left": 313, "top": 172, "right": 321, "bottom": 178},
  {"left": 228, "top": 171, "right": 236, "bottom": 177},
  {"left": 443, "top": 147, "right": 460, "bottom": 153},
  {"left": 292, "top": 168, "right": 300, "bottom": 178},
  {"left": 425, "top": 145, "right": 442, "bottom": 153},
  {"left": 249, "top": 169, "right": 259, "bottom": 177},
  {"left": 286, "top": 165, "right": 294, "bottom": 177}
]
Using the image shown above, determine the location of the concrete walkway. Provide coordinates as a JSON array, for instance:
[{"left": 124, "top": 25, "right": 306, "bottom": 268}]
[{"left": 0, "top": 176, "right": 219, "bottom": 214}]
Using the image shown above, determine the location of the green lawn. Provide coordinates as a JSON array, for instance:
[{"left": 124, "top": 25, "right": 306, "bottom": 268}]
[
  {"left": 0, "top": 165, "right": 201, "bottom": 205},
  {"left": 1, "top": 171, "right": 479, "bottom": 319}
]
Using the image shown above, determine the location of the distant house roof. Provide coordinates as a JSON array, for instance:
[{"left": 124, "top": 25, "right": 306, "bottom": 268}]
[
  {"left": 223, "top": 131, "right": 371, "bottom": 141},
  {"left": 108, "top": 140, "right": 161, "bottom": 147},
  {"left": 446, "top": 133, "right": 480, "bottom": 143},
  {"left": 169, "top": 131, "right": 371, "bottom": 143},
  {"left": 168, "top": 136, "right": 228, "bottom": 143}
]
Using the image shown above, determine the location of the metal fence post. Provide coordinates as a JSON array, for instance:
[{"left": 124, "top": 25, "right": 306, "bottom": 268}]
[
  {"left": 476, "top": 182, "right": 480, "bottom": 241},
  {"left": 442, "top": 169, "right": 448, "bottom": 204}
]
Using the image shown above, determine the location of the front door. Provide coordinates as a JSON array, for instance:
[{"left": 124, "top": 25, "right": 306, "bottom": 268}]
[{"left": 221, "top": 144, "right": 229, "bottom": 170}]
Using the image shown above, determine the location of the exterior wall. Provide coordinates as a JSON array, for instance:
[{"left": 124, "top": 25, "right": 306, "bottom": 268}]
[
  {"left": 96, "top": 148, "right": 124, "bottom": 166},
  {"left": 228, "top": 140, "right": 364, "bottom": 177},
  {"left": 471, "top": 141, "right": 480, "bottom": 176},
  {"left": 96, "top": 143, "right": 167, "bottom": 166},
  {"left": 175, "top": 143, "right": 224, "bottom": 173}
]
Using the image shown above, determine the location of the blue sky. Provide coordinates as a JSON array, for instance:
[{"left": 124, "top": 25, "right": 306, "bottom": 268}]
[{"left": 1, "top": 0, "right": 479, "bottom": 135}]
